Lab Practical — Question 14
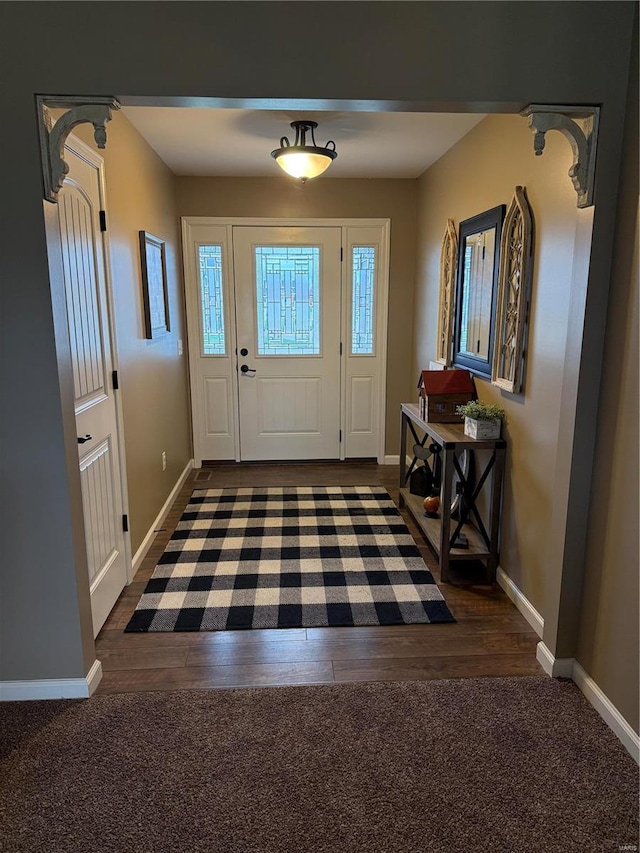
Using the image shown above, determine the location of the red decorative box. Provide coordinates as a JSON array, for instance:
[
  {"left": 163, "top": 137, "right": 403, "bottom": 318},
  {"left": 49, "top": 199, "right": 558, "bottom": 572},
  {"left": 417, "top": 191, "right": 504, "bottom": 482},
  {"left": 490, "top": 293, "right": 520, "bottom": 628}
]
[{"left": 417, "top": 369, "right": 476, "bottom": 423}]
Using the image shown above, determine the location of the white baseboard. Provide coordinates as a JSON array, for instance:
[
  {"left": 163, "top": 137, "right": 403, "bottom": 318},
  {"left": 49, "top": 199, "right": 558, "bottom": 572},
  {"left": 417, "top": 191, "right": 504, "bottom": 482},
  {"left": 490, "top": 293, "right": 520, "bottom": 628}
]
[
  {"left": 131, "top": 459, "right": 194, "bottom": 575},
  {"left": 0, "top": 659, "right": 103, "bottom": 701},
  {"left": 86, "top": 659, "right": 103, "bottom": 696},
  {"left": 383, "top": 455, "right": 414, "bottom": 468},
  {"left": 496, "top": 567, "right": 544, "bottom": 637},
  {"left": 572, "top": 662, "right": 640, "bottom": 763},
  {"left": 536, "top": 642, "right": 574, "bottom": 677},
  {"left": 536, "top": 643, "right": 639, "bottom": 764}
]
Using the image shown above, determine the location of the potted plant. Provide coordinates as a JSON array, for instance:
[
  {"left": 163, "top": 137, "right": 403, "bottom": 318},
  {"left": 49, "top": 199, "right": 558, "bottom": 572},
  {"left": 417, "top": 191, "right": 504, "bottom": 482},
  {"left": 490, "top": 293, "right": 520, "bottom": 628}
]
[{"left": 456, "top": 401, "right": 506, "bottom": 440}]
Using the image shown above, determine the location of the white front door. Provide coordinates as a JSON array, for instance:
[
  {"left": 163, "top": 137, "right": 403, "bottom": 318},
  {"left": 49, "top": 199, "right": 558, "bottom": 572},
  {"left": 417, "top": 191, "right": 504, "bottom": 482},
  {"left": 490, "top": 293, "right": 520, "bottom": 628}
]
[
  {"left": 183, "top": 218, "right": 390, "bottom": 465},
  {"left": 232, "top": 226, "right": 342, "bottom": 460},
  {"left": 58, "top": 139, "right": 128, "bottom": 637}
]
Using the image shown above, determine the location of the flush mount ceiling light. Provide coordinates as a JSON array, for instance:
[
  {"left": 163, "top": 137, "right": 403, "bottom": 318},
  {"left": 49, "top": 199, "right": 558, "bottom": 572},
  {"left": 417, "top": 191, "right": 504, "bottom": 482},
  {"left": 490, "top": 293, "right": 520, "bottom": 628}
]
[{"left": 271, "top": 120, "right": 337, "bottom": 181}]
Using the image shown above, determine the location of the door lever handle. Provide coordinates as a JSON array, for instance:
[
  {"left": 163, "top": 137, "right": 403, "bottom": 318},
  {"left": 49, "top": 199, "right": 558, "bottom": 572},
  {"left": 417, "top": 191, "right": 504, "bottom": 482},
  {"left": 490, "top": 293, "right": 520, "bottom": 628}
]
[
  {"left": 77, "top": 434, "right": 93, "bottom": 444},
  {"left": 240, "top": 364, "right": 256, "bottom": 375}
]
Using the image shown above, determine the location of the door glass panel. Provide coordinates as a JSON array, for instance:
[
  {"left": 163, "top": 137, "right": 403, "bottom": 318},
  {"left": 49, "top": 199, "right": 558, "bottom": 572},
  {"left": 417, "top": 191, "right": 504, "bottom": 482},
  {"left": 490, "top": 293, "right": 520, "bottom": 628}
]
[
  {"left": 198, "top": 245, "right": 226, "bottom": 355},
  {"left": 351, "top": 246, "right": 376, "bottom": 354},
  {"left": 255, "top": 246, "right": 320, "bottom": 355}
]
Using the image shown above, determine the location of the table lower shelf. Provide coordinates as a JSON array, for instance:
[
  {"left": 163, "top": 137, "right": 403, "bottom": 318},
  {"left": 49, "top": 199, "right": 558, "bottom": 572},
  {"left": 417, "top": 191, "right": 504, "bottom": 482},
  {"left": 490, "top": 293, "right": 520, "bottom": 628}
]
[{"left": 399, "top": 488, "right": 490, "bottom": 560}]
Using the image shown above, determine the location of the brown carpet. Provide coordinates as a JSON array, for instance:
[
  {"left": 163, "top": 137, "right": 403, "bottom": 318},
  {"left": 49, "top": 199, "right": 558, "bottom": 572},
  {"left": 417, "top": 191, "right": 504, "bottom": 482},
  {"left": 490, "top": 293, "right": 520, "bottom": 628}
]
[{"left": 0, "top": 677, "right": 637, "bottom": 853}]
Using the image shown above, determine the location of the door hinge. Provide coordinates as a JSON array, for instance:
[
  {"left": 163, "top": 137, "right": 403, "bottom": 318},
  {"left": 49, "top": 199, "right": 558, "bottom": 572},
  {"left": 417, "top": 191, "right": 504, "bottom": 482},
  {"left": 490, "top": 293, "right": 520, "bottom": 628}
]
[
  {"left": 122, "top": 514, "right": 129, "bottom": 533},
  {"left": 340, "top": 342, "right": 343, "bottom": 356},
  {"left": 112, "top": 370, "right": 119, "bottom": 390},
  {"left": 339, "top": 429, "right": 342, "bottom": 443},
  {"left": 340, "top": 247, "right": 344, "bottom": 262},
  {"left": 99, "top": 210, "right": 107, "bottom": 232}
]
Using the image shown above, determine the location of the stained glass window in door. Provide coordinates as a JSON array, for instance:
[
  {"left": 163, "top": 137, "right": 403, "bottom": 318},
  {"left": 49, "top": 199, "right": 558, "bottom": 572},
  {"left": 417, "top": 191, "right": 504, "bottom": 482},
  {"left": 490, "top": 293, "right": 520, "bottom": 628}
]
[
  {"left": 351, "top": 246, "right": 376, "bottom": 354},
  {"left": 198, "top": 245, "right": 226, "bottom": 355},
  {"left": 254, "top": 246, "right": 320, "bottom": 355}
]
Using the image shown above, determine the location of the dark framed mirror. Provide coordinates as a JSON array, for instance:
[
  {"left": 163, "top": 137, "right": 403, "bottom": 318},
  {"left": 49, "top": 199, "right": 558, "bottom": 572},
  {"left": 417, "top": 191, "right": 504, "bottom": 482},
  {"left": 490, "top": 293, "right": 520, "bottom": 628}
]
[{"left": 453, "top": 204, "right": 506, "bottom": 379}]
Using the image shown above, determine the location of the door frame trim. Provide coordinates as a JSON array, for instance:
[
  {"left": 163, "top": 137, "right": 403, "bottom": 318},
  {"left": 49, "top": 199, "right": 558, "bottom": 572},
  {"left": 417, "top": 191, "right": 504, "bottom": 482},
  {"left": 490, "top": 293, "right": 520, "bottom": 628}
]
[
  {"left": 64, "top": 134, "right": 133, "bottom": 582},
  {"left": 182, "top": 217, "right": 390, "bottom": 464}
]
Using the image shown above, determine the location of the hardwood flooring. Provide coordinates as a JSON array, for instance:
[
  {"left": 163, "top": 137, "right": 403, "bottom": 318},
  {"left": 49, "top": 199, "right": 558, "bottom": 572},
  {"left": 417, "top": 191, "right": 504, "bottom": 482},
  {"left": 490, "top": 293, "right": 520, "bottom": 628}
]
[{"left": 96, "top": 462, "right": 543, "bottom": 694}]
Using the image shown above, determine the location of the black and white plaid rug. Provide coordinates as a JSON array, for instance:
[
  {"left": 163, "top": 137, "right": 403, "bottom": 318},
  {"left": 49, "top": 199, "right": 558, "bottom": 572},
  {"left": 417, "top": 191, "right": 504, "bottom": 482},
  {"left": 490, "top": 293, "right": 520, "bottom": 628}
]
[{"left": 125, "top": 486, "right": 454, "bottom": 632}]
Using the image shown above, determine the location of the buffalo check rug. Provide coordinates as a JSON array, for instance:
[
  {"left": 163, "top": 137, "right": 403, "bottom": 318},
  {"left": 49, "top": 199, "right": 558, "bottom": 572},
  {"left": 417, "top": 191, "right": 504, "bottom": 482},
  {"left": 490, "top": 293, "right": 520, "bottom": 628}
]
[{"left": 125, "top": 485, "right": 455, "bottom": 632}]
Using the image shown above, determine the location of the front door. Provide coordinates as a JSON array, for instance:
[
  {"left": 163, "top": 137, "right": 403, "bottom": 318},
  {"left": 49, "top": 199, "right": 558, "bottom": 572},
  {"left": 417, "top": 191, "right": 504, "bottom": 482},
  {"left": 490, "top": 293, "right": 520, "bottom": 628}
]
[
  {"left": 183, "top": 218, "right": 389, "bottom": 465},
  {"left": 232, "top": 226, "right": 342, "bottom": 460},
  {"left": 58, "top": 139, "right": 128, "bottom": 636}
]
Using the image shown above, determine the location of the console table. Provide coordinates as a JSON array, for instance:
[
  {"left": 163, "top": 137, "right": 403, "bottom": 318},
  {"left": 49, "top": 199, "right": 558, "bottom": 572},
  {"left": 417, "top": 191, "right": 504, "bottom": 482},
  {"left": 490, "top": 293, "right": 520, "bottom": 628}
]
[{"left": 399, "top": 402, "right": 506, "bottom": 584}]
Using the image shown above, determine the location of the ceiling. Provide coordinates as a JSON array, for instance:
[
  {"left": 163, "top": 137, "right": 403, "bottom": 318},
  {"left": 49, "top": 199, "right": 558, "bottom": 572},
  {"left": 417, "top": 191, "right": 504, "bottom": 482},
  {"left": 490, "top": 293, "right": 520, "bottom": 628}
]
[{"left": 122, "top": 107, "right": 486, "bottom": 179}]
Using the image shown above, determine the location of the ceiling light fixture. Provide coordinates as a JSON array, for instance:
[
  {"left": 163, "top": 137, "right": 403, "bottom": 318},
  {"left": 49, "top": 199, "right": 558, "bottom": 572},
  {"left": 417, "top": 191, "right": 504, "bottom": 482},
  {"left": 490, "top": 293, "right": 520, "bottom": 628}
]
[{"left": 271, "top": 120, "right": 337, "bottom": 182}]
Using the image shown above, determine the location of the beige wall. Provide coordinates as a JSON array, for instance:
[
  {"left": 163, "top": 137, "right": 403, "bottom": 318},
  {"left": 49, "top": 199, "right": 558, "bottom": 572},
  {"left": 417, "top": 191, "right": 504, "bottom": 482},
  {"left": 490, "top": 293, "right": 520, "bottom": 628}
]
[
  {"left": 76, "top": 113, "right": 191, "bottom": 552},
  {"left": 577, "top": 43, "right": 639, "bottom": 732},
  {"left": 176, "top": 177, "right": 418, "bottom": 454},
  {"left": 0, "top": 1, "right": 633, "bottom": 687},
  {"left": 413, "top": 114, "right": 578, "bottom": 620}
]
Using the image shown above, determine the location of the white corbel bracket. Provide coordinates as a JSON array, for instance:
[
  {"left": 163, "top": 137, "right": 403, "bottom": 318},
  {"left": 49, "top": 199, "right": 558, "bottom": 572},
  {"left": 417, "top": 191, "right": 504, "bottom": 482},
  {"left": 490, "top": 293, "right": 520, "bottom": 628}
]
[
  {"left": 521, "top": 105, "right": 600, "bottom": 208},
  {"left": 37, "top": 95, "right": 121, "bottom": 203}
]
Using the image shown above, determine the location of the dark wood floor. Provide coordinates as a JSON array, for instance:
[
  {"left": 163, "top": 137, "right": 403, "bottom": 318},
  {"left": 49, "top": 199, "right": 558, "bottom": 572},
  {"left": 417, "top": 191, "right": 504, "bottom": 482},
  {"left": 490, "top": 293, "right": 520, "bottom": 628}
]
[{"left": 95, "top": 462, "right": 543, "bottom": 693}]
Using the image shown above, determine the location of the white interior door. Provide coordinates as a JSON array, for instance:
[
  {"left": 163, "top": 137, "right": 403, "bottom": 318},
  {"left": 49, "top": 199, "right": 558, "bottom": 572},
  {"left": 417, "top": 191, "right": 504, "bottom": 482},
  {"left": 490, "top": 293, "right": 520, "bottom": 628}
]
[
  {"left": 58, "top": 139, "right": 128, "bottom": 637},
  {"left": 233, "top": 226, "right": 342, "bottom": 460}
]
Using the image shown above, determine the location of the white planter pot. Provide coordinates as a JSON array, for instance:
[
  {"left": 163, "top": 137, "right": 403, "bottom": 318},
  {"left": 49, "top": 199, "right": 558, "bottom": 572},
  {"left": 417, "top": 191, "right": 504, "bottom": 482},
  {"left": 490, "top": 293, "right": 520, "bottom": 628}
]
[{"left": 464, "top": 416, "right": 502, "bottom": 440}]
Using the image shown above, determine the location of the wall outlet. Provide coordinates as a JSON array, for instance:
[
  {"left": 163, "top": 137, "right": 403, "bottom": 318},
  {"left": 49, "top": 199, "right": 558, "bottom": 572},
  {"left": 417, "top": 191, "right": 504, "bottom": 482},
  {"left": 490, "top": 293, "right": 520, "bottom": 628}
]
[
  {"left": 162, "top": 451, "right": 167, "bottom": 471},
  {"left": 177, "top": 339, "right": 183, "bottom": 356}
]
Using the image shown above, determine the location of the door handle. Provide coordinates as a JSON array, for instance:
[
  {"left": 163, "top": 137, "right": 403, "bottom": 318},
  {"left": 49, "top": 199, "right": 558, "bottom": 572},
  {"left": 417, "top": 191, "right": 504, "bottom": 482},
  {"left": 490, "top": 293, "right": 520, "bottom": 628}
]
[
  {"left": 240, "top": 365, "right": 256, "bottom": 375},
  {"left": 77, "top": 434, "right": 93, "bottom": 444}
]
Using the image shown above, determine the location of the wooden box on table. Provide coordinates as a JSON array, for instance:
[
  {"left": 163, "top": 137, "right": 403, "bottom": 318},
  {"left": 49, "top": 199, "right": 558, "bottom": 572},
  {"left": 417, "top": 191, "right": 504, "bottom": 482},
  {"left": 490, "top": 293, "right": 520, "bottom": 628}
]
[{"left": 417, "top": 369, "right": 475, "bottom": 423}]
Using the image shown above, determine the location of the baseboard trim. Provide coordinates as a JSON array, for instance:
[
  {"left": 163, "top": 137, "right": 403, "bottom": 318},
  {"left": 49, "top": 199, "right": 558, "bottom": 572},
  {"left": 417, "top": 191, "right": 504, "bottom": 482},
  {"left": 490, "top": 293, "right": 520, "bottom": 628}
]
[
  {"left": 496, "top": 567, "right": 544, "bottom": 637},
  {"left": 536, "top": 642, "right": 574, "bottom": 677},
  {"left": 536, "top": 643, "right": 639, "bottom": 763},
  {"left": 384, "top": 455, "right": 414, "bottom": 468},
  {"left": 86, "top": 659, "right": 103, "bottom": 696},
  {"left": 572, "top": 662, "right": 639, "bottom": 763},
  {"left": 131, "top": 459, "right": 194, "bottom": 575},
  {"left": 0, "top": 659, "right": 103, "bottom": 701}
]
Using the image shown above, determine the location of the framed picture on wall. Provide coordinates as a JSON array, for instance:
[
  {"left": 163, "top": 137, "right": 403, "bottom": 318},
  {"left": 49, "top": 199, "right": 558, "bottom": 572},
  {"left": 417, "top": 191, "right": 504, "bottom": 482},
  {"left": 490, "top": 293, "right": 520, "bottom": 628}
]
[{"left": 139, "top": 231, "right": 170, "bottom": 339}]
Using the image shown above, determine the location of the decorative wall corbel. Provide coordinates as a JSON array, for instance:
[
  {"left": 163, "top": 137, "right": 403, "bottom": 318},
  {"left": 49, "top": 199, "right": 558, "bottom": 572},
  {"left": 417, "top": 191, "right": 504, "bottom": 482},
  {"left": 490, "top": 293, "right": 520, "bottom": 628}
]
[
  {"left": 521, "top": 105, "right": 599, "bottom": 208},
  {"left": 37, "top": 95, "right": 121, "bottom": 202},
  {"left": 435, "top": 219, "right": 458, "bottom": 366}
]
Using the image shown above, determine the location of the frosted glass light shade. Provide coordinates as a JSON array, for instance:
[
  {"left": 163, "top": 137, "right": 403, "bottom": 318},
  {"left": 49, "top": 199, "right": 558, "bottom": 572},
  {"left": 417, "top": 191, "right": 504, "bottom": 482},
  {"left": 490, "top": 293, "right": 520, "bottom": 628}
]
[
  {"left": 271, "top": 121, "right": 337, "bottom": 181},
  {"left": 274, "top": 151, "right": 333, "bottom": 180}
]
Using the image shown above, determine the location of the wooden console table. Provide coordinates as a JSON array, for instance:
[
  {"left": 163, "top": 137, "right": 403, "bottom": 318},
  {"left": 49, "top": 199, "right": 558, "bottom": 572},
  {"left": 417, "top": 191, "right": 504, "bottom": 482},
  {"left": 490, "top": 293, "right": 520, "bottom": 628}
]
[{"left": 399, "top": 402, "right": 506, "bottom": 584}]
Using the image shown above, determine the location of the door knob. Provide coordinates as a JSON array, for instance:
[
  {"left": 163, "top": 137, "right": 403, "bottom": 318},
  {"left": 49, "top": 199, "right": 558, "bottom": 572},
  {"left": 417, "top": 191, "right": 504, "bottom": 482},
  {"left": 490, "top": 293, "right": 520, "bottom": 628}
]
[
  {"left": 77, "top": 434, "right": 92, "bottom": 444},
  {"left": 240, "top": 347, "right": 249, "bottom": 357},
  {"left": 240, "top": 364, "right": 256, "bottom": 375}
]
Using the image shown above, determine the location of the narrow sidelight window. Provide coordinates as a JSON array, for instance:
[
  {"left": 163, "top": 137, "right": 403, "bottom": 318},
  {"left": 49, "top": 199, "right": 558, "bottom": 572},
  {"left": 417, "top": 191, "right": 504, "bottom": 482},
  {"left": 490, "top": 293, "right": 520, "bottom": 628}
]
[
  {"left": 351, "top": 246, "right": 376, "bottom": 355},
  {"left": 198, "top": 245, "right": 226, "bottom": 355}
]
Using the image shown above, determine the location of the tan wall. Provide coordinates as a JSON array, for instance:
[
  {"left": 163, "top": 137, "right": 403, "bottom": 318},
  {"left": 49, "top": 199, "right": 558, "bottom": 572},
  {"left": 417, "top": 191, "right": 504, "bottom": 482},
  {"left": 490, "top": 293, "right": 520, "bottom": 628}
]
[
  {"left": 576, "top": 45, "right": 639, "bottom": 732},
  {"left": 176, "top": 177, "right": 418, "bottom": 454},
  {"left": 75, "top": 113, "right": 191, "bottom": 553},
  {"left": 0, "top": 0, "right": 633, "bottom": 685},
  {"left": 413, "top": 114, "right": 578, "bottom": 620}
]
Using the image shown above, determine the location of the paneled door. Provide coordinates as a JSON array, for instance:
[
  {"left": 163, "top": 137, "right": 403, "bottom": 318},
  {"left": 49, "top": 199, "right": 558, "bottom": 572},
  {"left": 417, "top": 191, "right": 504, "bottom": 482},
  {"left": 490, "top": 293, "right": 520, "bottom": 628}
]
[
  {"left": 233, "top": 227, "right": 342, "bottom": 460},
  {"left": 58, "top": 139, "right": 128, "bottom": 637}
]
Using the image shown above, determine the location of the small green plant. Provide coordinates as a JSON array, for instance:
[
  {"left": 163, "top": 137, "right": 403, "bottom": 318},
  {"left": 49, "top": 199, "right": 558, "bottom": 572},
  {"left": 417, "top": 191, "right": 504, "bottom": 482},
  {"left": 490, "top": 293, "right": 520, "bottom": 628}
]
[{"left": 456, "top": 401, "right": 506, "bottom": 421}]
